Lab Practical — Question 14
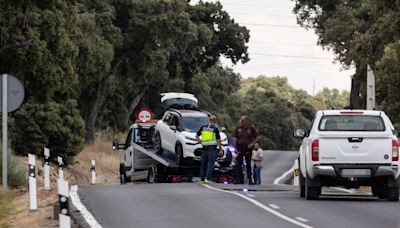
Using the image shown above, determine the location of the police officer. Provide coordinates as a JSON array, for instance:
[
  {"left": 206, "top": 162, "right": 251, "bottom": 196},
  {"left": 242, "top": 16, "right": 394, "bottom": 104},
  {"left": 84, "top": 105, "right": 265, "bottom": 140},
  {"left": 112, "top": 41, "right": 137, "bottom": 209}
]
[
  {"left": 196, "top": 115, "right": 223, "bottom": 183},
  {"left": 233, "top": 115, "right": 261, "bottom": 185}
]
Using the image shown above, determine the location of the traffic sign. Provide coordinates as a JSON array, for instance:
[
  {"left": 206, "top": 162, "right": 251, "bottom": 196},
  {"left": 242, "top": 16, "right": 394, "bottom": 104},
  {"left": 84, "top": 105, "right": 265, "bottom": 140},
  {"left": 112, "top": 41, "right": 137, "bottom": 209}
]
[
  {"left": 0, "top": 74, "right": 25, "bottom": 112},
  {"left": 135, "top": 108, "right": 153, "bottom": 121}
]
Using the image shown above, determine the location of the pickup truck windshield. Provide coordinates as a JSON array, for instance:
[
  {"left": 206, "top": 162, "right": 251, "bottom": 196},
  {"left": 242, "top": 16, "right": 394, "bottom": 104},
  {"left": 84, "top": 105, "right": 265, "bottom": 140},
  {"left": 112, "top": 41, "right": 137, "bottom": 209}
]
[
  {"left": 182, "top": 117, "right": 209, "bottom": 132},
  {"left": 319, "top": 115, "right": 385, "bottom": 131}
]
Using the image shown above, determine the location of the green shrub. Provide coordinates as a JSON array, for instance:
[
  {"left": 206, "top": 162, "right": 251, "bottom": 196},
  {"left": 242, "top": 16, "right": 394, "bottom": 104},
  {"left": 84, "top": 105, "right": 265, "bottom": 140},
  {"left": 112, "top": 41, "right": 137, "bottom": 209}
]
[
  {"left": 0, "top": 150, "right": 27, "bottom": 188},
  {"left": 11, "top": 100, "right": 84, "bottom": 165}
]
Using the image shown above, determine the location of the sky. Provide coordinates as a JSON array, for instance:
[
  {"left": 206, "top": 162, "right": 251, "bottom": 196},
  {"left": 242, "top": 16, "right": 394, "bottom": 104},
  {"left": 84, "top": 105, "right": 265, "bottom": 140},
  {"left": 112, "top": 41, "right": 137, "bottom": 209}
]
[{"left": 193, "top": 0, "right": 354, "bottom": 95}]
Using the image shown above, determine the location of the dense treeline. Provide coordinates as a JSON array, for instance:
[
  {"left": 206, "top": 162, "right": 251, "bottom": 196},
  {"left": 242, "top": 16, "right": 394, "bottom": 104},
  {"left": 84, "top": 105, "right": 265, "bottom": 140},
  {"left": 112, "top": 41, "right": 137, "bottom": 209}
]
[
  {"left": 0, "top": 0, "right": 249, "bottom": 163},
  {"left": 236, "top": 76, "right": 348, "bottom": 150},
  {"left": 0, "top": 0, "right": 350, "bottom": 164},
  {"left": 293, "top": 0, "right": 400, "bottom": 128}
]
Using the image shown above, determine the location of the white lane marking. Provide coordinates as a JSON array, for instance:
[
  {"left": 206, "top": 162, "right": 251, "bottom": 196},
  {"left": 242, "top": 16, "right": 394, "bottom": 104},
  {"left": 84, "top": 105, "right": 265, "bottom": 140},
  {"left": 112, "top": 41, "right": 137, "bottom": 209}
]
[
  {"left": 295, "top": 217, "right": 309, "bottom": 223},
  {"left": 269, "top": 204, "right": 281, "bottom": 209},
  {"left": 274, "top": 161, "right": 296, "bottom": 185},
  {"left": 202, "top": 184, "right": 313, "bottom": 228},
  {"left": 332, "top": 187, "right": 355, "bottom": 194},
  {"left": 247, "top": 194, "right": 256, "bottom": 198},
  {"left": 70, "top": 185, "right": 103, "bottom": 228}
]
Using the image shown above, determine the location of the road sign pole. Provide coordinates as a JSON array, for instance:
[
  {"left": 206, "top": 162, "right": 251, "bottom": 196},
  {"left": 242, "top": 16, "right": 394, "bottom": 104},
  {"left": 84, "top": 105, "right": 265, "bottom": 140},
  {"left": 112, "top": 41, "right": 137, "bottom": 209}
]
[{"left": 2, "top": 74, "right": 8, "bottom": 191}]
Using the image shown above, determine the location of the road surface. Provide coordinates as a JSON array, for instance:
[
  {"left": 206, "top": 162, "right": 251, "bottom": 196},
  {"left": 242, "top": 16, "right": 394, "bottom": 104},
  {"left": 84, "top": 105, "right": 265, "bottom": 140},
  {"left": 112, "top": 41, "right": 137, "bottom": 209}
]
[{"left": 76, "top": 150, "right": 400, "bottom": 228}]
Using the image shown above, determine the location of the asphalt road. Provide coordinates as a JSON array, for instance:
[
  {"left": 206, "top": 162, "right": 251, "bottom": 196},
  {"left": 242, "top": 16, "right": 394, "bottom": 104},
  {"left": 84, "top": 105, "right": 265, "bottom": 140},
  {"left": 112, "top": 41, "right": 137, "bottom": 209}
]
[
  {"left": 261, "top": 150, "right": 298, "bottom": 184},
  {"left": 76, "top": 150, "right": 400, "bottom": 228}
]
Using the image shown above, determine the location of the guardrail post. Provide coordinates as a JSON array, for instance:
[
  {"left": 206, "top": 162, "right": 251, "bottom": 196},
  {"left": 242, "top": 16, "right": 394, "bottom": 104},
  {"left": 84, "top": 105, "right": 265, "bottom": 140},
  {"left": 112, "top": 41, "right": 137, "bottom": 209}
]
[
  {"left": 58, "top": 179, "right": 70, "bottom": 228},
  {"left": 28, "top": 153, "right": 37, "bottom": 211},
  {"left": 44, "top": 148, "right": 50, "bottom": 190},
  {"left": 57, "top": 156, "right": 64, "bottom": 180},
  {"left": 293, "top": 159, "right": 299, "bottom": 186},
  {"left": 91, "top": 160, "right": 96, "bottom": 185}
]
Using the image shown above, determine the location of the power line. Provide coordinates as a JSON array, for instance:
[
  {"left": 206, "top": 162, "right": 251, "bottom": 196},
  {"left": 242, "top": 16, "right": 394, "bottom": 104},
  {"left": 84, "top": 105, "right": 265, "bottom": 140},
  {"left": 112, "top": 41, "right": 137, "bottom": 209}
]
[
  {"left": 249, "top": 53, "right": 333, "bottom": 60},
  {"left": 250, "top": 40, "right": 317, "bottom": 47},
  {"left": 226, "top": 3, "right": 290, "bottom": 9},
  {"left": 229, "top": 12, "right": 294, "bottom": 18},
  {"left": 241, "top": 23, "right": 301, "bottom": 28}
]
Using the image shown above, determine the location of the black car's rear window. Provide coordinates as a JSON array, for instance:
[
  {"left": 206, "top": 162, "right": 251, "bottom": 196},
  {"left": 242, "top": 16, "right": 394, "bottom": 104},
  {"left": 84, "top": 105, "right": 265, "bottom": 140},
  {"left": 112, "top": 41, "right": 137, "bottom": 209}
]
[{"left": 318, "top": 115, "right": 386, "bottom": 131}]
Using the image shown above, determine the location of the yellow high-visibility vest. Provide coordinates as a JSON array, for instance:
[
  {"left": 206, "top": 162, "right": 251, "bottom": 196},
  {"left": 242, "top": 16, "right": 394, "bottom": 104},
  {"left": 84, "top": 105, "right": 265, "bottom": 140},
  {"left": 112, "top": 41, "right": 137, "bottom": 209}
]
[{"left": 201, "top": 126, "right": 217, "bottom": 145}]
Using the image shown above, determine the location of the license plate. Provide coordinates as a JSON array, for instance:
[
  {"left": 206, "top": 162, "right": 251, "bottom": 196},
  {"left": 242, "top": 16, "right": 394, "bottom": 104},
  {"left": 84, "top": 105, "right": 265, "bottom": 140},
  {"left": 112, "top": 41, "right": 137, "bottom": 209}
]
[{"left": 341, "top": 169, "right": 371, "bottom": 177}]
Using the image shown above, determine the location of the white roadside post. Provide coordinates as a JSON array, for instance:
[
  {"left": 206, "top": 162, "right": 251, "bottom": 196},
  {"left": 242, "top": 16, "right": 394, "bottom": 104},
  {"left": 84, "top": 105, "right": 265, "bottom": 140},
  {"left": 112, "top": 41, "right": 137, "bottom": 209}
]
[
  {"left": 44, "top": 148, "right": 51, "bottom": 190},
  {"left": 28, "top": 153, "right": 37, "bottom": 211},
  {"left": 58, "top": 156, "right": 64, "bottom": 180},
  {"left": 91, "top": 160, "right": 96, "bottom": 185},
  {"left": 58, "top": 179, "right": 70, "bottom": 228},
  {"left": 293, "top": 159, "right": 299, "bottom": 187}
]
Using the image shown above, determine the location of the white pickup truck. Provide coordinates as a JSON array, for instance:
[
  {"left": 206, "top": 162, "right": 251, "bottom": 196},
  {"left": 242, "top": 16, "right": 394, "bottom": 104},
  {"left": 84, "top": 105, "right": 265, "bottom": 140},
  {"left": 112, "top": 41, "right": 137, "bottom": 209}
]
[{"left": 294, "top": 110, "right": 400, "bottom": 201}]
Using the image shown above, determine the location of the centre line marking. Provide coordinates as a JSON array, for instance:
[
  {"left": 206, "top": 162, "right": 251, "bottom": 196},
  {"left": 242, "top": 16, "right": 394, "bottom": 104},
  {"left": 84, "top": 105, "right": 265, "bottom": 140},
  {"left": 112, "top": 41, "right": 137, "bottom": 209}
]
[
  {"left": 202, "top": 184, "right": 313, "bottom": 228},
  {"left": 295, "top": 217, "right": 309, "bottom": 223},
  {"left": 269, "top": 204, "right": 280, "bottom": 209}
]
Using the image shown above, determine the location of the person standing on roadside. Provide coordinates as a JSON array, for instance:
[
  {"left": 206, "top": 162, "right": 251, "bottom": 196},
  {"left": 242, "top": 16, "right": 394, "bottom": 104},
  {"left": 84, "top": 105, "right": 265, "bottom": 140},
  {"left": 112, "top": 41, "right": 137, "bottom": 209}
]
[
  {"left": 196, "top": 115, "right": 223, "bottom": 184},
  {"left": 252, "top": 143, "right": 264, "bottom": 185},
  {"left": 233, "top": 115, "right": 261, "bottom": 185}
]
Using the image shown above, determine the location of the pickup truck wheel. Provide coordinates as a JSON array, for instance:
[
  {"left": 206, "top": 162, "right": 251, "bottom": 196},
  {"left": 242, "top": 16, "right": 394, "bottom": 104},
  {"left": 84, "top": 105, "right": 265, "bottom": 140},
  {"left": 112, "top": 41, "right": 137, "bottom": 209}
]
[
  {"left": 176, "top": 144, "right": 184, "bottom": 166},
  {"left": 154, "top": 133, "right": 163, "bottom": 155},
  {"left": 386, "top": 187, "right": 399, "bottom": 201},
  {"left": 299, "top": 170, "right": 306, "bottom": 198},
  {"left": 305, "top": 176, "right": 320, "bottom": 200}
]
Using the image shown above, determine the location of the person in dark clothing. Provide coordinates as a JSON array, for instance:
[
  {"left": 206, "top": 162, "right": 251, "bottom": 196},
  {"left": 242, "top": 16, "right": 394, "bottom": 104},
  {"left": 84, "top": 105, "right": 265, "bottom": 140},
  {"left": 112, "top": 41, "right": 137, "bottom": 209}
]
[
  {"left": 196, "top": 115, "right": 223, "bottom": 183},
  {"left": 233, "top": 115, "right": 261, "bottom": 185}
]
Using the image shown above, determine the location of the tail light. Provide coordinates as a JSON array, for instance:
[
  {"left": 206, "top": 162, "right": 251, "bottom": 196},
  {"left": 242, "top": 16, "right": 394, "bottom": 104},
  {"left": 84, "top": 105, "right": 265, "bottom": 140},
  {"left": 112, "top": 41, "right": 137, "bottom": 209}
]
[
  {"left": 392, "top": 140, "right": 399, "bottom": 161},
  {"left": 218, "top": 176, "right": 229, "bottom": 184},
  {"left": 311, "top": 140, "right": 319, "bottom": 161},
  {"left": 171, "top": 176, "right": 182, "bottom": 183}
]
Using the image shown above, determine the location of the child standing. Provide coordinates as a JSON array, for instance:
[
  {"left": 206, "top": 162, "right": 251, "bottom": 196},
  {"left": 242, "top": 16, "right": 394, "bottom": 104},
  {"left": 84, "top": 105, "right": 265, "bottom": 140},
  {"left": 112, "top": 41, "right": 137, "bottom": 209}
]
[{"left": 252, "top": 143, "right": 264, "bottom": 185}]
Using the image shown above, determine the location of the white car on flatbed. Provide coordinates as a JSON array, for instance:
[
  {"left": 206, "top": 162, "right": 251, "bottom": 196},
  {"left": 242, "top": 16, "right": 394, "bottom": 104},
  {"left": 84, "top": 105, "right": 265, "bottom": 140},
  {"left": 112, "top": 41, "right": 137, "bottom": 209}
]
[{"left": 294, "top": 110, "right": 400, "bottom": 201}]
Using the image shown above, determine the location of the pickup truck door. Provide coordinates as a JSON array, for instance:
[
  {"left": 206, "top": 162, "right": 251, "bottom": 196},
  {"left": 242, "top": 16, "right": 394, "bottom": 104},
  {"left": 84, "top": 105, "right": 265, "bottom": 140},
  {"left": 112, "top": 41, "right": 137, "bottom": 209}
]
[{"left": 318, "top": 132, "right": 393, "bottom": 164}]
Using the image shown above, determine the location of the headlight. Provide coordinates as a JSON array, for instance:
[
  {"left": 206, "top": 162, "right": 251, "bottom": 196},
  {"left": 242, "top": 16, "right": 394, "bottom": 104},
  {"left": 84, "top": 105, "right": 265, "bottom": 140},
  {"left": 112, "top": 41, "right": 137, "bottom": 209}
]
[{"left": 185, "top": 136, "right": 197, "bottom": 141}]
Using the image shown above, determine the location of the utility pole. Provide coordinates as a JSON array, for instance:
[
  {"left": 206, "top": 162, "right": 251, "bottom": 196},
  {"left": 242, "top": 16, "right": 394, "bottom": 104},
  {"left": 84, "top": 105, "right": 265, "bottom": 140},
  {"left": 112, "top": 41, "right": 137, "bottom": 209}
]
[{"left": 366, "top": 65, "right": 376, "bottom": 110}]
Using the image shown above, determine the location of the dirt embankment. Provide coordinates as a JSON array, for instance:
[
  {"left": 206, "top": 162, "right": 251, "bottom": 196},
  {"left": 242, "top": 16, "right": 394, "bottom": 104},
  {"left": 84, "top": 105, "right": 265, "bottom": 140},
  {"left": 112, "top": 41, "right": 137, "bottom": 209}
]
[{"left": 1, "top": 136, "right": 120, "bottom": 228}]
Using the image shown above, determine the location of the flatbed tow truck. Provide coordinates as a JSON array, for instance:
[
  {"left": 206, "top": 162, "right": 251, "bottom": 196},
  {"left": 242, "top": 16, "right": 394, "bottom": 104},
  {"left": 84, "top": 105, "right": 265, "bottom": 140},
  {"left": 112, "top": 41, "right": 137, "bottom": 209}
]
[{"left": 113, "top": 120, "right": 235, "bottom": 184}]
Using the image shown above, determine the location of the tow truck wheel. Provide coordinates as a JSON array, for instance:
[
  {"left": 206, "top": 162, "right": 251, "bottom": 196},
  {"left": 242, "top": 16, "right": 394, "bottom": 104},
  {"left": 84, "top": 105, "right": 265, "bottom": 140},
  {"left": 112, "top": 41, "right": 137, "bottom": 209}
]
[
  {"left": 147, "top": 165, "right": 156, "bottom": 184},
  {"left": 386, "top": 187, "right": 399, "bottom": 201},
  {"left": 154, "top": 133, "right": 163, "bottom": 155},
  {"left": 120, "top": 164, "right": 131, "bottom": 184},
  {"left": 176, "top": 144, "right": 184, "bottom": 166}
]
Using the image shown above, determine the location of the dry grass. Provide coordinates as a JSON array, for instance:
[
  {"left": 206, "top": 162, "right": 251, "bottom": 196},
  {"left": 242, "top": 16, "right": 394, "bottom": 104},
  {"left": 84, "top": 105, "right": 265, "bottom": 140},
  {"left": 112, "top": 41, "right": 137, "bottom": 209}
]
[
  {"left": 1, "top": 134, "right": 121, "bottom": 227},
  {"left": 69, "top": 134, "right": 120, "bottom": 184}
]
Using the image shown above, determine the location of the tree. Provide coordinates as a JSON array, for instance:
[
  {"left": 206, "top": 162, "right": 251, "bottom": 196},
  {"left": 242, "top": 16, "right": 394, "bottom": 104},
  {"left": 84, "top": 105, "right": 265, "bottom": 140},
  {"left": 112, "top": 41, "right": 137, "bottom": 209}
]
[
  {"left": 237, "top": 76, "right": 315, "bottom": 150},
  {"left": 0, "top": 0, "right": 85, "bottom": 163},
  {"left": 89, "top": 0, "right": 249, "bottom": 138},
  {"left": 292, "top": 0, "right": 395, "bottom": 109}
]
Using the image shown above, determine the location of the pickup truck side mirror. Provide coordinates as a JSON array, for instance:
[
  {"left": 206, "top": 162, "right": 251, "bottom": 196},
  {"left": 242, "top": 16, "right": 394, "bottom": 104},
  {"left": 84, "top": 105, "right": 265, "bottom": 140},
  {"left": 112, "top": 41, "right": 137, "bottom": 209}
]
[
  {"left": 170, "top": 125, "right": 177, "bottom": 131},
  {"left": 112, "top": 139, "right": 125, "bottom": 150},
  {"left": 294, "top": 128, "right": 307, "bottom": 138}
]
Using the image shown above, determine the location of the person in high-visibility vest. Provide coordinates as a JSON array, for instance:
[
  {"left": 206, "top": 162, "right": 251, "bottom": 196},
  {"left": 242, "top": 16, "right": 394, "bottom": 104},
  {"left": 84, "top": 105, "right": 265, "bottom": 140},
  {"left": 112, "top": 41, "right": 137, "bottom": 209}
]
[{"left": 196, "top": 115, "right": 223, "bottom": 183}]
